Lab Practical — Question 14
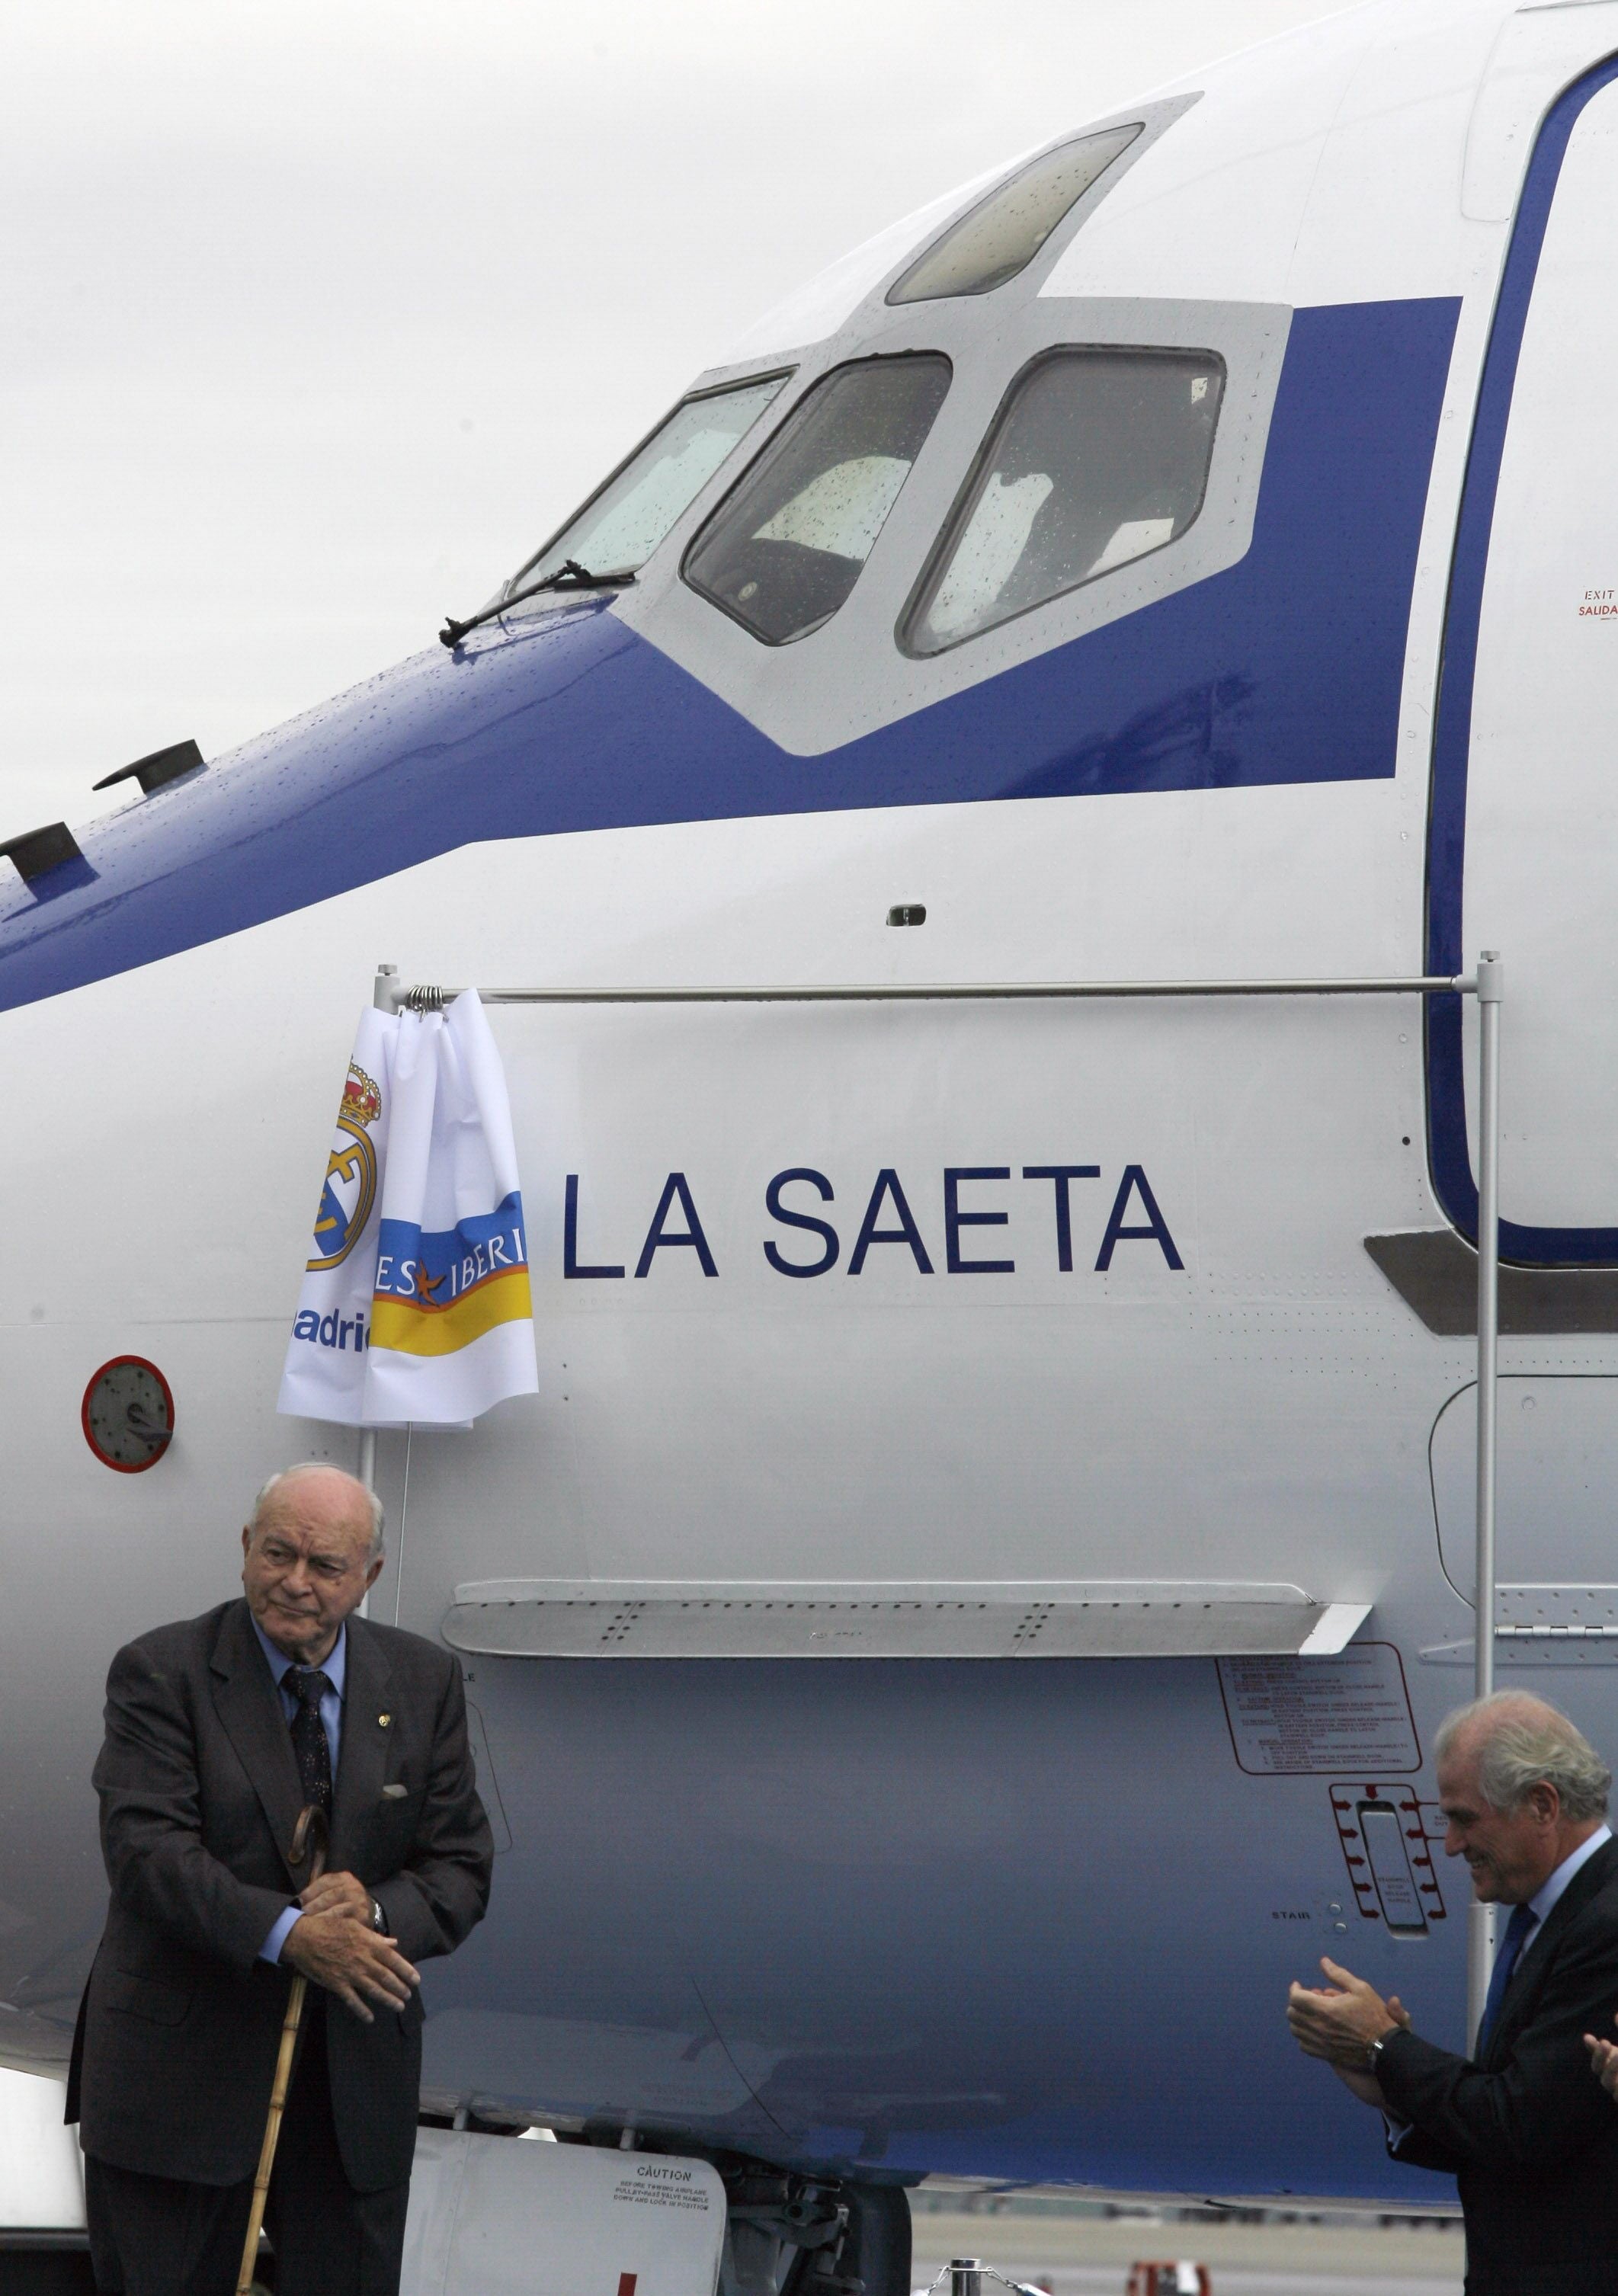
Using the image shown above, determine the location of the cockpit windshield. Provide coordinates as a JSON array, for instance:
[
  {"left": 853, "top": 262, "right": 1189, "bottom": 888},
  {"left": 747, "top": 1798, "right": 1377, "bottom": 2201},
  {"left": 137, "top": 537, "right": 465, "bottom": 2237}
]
[
  {"left": 683, "top": 355, "right": 951, "bottom": 645},
  {"left": 498, "top": 372, "right": 790, "bottom": 610},
  {"left": 904, "top": 347, "right": 1223, "bottom": 653}
]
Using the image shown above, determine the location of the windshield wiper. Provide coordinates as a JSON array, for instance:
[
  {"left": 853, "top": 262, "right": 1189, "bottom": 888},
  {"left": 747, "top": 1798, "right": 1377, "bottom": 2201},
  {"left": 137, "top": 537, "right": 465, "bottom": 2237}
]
[{"left": 439, "top": 560, "right": 636, "bottom": 648}]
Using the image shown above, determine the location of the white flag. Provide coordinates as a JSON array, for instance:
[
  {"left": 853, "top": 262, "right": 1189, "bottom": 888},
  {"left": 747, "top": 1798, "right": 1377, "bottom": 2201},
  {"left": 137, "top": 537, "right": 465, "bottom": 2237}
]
[
  {"left": 364, "top": 992, "right": 538, "bottom": 1423},
  {"left": 278, "top": 992, "right": 538, "bottom": 1427}
]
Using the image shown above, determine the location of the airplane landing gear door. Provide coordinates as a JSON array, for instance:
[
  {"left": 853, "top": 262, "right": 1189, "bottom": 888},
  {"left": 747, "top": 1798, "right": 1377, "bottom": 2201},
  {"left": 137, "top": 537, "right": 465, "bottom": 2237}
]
[{"left": 1433, "top": 60, "right": 1618, "bottom": 1262}]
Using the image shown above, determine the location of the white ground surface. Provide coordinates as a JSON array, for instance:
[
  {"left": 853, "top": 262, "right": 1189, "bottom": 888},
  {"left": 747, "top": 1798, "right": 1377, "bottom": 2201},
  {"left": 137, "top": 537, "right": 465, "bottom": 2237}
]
[
  {"left": 0, "top": 2068, "right": 84, "bottom": 2227},
  {"left": 912, "top": 2211, "right": 1465, "bottom": 2296}
]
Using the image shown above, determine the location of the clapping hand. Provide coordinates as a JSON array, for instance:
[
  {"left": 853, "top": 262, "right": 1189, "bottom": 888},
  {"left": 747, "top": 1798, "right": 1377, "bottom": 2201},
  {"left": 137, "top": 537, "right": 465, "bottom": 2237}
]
[
  {"left": 1584, "top": 2015, "right": 1618, "bottom": 2102},
  {"left": 1287, "top": 1958, "right": 1402, "bottom": 2060},
  {"left": 1287, "top": 1959, "right": 1411, "bottom": 2108}
]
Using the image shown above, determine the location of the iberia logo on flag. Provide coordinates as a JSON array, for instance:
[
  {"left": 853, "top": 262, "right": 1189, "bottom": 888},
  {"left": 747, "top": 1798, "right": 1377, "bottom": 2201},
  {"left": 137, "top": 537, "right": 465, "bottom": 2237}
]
[{"left": 278, "top": 991, "right": 539, "bottom": 1427}]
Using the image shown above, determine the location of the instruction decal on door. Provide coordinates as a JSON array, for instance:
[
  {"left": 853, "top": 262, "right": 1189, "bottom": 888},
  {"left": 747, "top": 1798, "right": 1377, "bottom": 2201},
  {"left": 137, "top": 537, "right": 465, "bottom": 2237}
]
[
  {"left": 612, "top": 2166, "right": 712, "bottom": 2213},
  {"left": 1218, "top": 1644, "right": 1420, "bottom": 1776}
]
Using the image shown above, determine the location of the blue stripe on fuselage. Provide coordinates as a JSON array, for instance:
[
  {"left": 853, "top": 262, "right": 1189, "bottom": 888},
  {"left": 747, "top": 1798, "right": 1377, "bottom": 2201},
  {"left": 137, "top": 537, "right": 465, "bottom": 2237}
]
[{"left": 0, "top": 298, "right": 1458, "bottom": 1016}]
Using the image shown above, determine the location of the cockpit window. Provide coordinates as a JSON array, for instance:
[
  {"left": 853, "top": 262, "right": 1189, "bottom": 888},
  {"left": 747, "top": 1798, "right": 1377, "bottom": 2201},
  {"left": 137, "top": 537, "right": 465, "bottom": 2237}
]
[
  {"left": 887, "top": 126, "right": 1142, "bottom": 305},
  {"left": 501, "top": 373, "right": 789, "bottom": 602},
  {"left": 903, "top": 347, "right": 1224, "bottom": 655},
  {"left": 684, "top": 355, "right": 951, "bottom": 646}
]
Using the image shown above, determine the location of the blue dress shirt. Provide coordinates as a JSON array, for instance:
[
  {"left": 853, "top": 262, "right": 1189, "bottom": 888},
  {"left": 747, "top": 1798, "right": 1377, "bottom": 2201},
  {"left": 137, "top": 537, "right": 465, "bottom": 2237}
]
[{"left": 252, "top": 1616, "right": 348, "bottom": 1965}]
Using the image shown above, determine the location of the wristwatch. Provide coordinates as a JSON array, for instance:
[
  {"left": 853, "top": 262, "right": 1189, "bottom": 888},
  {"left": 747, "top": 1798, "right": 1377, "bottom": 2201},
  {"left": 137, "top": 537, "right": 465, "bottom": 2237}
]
[
  {"left": 1366, "top": 2032, "right": 1395, "bottom": 2071},
  {"left": 370, "top": 1897, "right": 386, "bottom": 1934}
]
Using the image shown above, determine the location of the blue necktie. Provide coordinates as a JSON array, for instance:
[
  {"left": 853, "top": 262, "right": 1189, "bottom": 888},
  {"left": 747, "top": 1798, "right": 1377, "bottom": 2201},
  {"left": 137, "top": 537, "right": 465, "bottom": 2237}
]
[{"left": 1477, "top": 1902, "right": 1540, "bottom": 2052}]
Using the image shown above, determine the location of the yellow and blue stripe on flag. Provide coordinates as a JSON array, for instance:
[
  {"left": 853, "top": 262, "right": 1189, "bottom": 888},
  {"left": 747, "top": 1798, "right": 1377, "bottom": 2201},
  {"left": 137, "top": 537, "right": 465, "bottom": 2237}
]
[{"left": 371, "top": 1194, "right": 533, "bottom": 1357}]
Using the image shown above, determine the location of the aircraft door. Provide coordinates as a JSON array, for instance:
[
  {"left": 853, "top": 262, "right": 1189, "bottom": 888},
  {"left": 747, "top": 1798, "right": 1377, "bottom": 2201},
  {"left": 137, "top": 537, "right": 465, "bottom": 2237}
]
[
  {"left": 1431, "top": 59, "right": 1618, "bottom": 1262},
  {"left": 1433, "top": 1376, "right": 1618, "bottom": 1600}
]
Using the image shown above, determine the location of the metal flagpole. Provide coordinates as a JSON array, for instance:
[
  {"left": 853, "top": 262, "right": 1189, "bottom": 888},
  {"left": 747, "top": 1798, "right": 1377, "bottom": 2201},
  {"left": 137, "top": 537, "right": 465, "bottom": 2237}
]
[
  {"left": 402, "top": 972, "right": 1474, "bottom": 1007},
  {"left": 355, "top": 965, "right": 397, "bottom": 1620},
  {"left": 1467, "top": 950, "right": 1504, "bottom": 2049}
]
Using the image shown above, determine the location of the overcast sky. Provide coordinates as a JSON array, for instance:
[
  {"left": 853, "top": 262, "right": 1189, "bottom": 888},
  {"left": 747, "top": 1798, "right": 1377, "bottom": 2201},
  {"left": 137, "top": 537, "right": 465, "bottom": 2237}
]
[{"left": 0, "top": 0, "right": 1352, "bottom": 839}]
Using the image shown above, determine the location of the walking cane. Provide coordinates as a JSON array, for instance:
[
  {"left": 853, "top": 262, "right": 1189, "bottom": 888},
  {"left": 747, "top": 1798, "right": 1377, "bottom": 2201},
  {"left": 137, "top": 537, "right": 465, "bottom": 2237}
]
[{"left": 235, "top": 1804, "right": 328, "bottom": 2296}]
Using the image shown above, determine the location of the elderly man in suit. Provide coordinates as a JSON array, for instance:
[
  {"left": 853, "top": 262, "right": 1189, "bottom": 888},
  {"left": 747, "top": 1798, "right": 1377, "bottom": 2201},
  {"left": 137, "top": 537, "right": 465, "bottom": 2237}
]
[
  {"left": 1286, "top": 1689, "right": 1618, "bottom": 2295},
  {"left": 68, "top": 1462, "right": 494, "bottom": 2296}
]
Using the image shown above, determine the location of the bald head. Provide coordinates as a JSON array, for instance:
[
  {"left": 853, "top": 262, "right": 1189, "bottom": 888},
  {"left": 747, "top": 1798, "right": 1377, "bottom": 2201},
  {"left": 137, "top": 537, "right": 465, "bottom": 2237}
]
[
  {"left": 253, "top": 1463, "right": 384, "bottom": 1562},
  {"left": 242, "top": 1463, "right": 386, "bottom": 1666}
]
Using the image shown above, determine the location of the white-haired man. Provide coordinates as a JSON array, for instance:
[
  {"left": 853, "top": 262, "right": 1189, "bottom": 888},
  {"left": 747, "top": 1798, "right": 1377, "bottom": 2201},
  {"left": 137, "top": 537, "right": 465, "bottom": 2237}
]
[
  {"left": 67, "top": 1464, "right": 494, "bottom": 2296},
  {"left": 1286, "top": 1689, "right": 1618, "bottom": 2294}
]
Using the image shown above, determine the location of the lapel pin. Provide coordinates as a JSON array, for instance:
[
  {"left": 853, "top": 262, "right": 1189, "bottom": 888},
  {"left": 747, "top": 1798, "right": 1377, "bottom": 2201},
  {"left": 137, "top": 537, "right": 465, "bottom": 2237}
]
[{"left": 378, "top": 1713, "right": 392, "bottom": 1728}]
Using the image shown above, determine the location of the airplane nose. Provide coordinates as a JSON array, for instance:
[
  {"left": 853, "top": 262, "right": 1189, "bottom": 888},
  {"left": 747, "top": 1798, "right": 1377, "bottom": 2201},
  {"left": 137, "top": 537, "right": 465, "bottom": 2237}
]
[
  {"left": 0, "top": 269, "right": 1470, "bottom": 1024},
  {"left": 0, "top": 599, "right": 655, "bottom": 1014}
]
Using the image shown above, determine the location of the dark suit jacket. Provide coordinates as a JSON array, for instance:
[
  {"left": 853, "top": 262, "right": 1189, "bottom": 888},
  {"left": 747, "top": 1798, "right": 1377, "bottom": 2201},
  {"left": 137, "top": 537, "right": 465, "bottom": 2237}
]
[
  {"left": 1379, "top": 1835, "right": 1618, "bottom": 2294},
  {"left": 66, "top": 1597, "right": 493, "bottom": 2191}
]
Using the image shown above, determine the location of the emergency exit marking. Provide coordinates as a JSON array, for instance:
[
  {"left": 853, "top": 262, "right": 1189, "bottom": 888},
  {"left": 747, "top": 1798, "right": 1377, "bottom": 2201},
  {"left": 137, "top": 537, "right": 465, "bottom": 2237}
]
[
  {"left": 1329, "top": 1782, "right": 1445, "bottom": 1928},
  {"left": 1218, "top": 1645, "right": 1420, "bottom": 1776}
]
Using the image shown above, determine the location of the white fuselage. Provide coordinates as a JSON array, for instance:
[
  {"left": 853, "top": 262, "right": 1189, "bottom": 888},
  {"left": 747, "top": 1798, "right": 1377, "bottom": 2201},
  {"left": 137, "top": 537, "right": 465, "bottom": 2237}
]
[{"left": 5, "top": 0, "right": 1618, "bottom": 2205}]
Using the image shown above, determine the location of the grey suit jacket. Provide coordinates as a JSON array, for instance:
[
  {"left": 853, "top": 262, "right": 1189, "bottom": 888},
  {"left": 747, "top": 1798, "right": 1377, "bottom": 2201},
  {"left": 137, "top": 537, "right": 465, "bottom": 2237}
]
[{"left": 67, "top": 1597, "right": 493, "bottom": 2190}]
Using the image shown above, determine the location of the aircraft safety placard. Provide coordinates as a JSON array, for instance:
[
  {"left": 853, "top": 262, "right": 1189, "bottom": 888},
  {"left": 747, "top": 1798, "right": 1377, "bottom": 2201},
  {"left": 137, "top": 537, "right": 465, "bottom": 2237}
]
[{"left": 1217, "top": 1645, "right": 1419, "bottom": 1775}]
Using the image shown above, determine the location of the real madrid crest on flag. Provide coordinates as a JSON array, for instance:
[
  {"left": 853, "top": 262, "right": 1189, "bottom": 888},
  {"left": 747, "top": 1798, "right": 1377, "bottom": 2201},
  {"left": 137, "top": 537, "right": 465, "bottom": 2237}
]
[
  {"left": 278, "top": 991, "right": 539, "bottom": 1427},
  {"left": 277, "top": 1008, "right": 394, "bottom": 1425}
]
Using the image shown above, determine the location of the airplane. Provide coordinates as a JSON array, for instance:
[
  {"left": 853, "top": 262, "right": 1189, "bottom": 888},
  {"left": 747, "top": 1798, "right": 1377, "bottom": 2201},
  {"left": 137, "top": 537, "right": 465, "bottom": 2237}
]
[{"left": 5, "top": 0, "right": 1618, "bottom": 2273}]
